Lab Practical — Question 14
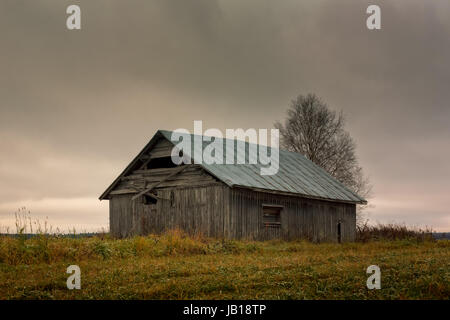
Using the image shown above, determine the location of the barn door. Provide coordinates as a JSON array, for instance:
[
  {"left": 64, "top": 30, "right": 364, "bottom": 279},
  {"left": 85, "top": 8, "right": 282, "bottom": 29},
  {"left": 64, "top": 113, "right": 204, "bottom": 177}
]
[
  {"left": 337, "top": 222, "right": 342, "bottom": 243},
  {"left": 141, "top": 195, "right": 158, "bottom": 235}
]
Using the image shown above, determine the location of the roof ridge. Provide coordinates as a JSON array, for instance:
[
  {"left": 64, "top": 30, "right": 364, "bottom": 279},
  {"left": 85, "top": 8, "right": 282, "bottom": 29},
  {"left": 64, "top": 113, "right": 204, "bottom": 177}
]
[{"left": 159, "top": 129, "right": 291, "bottom": 153}]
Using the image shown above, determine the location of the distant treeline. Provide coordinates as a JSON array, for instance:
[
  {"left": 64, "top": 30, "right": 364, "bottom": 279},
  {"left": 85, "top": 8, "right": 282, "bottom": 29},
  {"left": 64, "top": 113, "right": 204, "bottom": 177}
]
[
  {"left": 0, "top": 233, "right": 99, "bottom": 239},
  {"left": 433, "top": 232, "right": 450, "bottom": 240}
]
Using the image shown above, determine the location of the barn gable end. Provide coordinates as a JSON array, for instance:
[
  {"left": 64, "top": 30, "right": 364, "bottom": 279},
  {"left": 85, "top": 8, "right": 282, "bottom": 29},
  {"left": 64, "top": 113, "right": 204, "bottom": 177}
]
[{"left": 100, "top": 133, "right": 223, "bottom": 201}]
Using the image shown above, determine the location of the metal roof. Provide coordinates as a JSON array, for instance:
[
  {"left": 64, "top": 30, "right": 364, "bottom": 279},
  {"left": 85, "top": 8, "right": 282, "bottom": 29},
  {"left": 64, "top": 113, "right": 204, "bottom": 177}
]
[{"left": 159, "top": 130, "right": 366, "bottom": 204}]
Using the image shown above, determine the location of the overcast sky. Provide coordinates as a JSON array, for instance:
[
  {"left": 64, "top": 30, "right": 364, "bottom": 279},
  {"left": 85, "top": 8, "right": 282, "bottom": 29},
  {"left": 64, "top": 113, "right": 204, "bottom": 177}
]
[{"left": 1, "top": 0, "right": 449, "bottom": 232}]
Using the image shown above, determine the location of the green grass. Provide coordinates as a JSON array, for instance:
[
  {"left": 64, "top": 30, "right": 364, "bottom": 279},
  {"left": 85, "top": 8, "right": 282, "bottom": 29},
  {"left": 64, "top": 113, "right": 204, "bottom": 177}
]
[{"left": 0, "top": 230, "right": 448, "bottom": 299}]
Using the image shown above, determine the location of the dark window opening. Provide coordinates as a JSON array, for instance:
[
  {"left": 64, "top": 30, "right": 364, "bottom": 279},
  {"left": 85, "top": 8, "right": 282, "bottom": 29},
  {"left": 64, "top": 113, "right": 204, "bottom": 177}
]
[
  {"left": 146, "top": 156, "right": 178, "bottom": 169},
  {"left": 143, "top": 194, "right": 157, "bottom": 205},
  {"left": 263, "top": 205, "right": 282, "bottom": 228},
  {"left": 337, "top": 222, "right": 342, "bottom": 243}
]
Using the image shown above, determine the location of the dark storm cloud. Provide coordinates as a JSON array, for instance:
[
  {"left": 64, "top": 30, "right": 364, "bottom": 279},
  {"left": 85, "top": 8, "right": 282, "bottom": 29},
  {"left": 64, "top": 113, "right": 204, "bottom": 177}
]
[{"left": 0, "top": 0, "right": 449, "bottom": 230}]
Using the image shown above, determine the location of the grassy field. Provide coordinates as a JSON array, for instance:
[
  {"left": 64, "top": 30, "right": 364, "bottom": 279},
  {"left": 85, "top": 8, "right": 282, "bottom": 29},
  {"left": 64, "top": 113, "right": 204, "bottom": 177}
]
[{"left": 0, "top": 230, "right": 448, "bottom": 300}]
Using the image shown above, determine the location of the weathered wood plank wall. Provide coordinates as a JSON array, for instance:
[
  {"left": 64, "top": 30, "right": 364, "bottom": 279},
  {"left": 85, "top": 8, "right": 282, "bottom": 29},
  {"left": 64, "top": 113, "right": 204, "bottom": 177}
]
[
  {"left": 229, "top": 188, "right": 356, "bottom": 242},
  {"left": 110, "top": 185, "right": 355, "bottom": 241},
  {"left": 110, "top": 165, "right": 217, "bottom": 196},
  {"left": 109, "top": 184, "right": 229, "bottom": 238}
]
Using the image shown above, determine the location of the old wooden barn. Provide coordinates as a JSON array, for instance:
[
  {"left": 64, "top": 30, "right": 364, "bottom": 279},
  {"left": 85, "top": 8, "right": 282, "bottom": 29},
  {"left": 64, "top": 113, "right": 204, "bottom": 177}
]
[{"left": 99, "top": 130, "right": 366, "bottom": 242}]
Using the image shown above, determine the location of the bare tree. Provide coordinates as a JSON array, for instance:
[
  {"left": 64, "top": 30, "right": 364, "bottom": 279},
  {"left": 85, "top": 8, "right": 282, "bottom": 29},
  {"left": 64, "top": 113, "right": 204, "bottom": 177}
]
[{"left": 275, "top": 94, "right": 372, "bottom": 224}]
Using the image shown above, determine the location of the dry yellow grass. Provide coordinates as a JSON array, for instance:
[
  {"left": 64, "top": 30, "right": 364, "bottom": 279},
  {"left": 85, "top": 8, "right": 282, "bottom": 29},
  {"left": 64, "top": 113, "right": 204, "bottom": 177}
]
[{"left": 0, "top": 230, "right": 448, "bottom": 299}]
